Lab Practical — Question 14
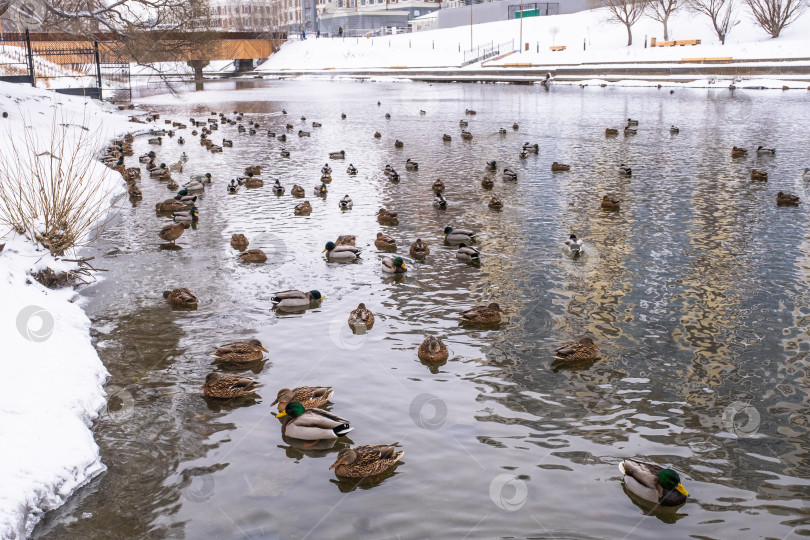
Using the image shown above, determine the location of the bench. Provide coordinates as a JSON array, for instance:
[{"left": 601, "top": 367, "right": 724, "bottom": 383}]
[
  {"left": 681, "top": 57, "right": 732, "bottom": 63},
  {"left": 549, "top": 45, "right": 566, "bottom": 51},
  {"left": 651, "top": 38, "right": 701, "bottom": 47},
  {"left": 504, "top": 62, "right": 532, "bottom": 67}
]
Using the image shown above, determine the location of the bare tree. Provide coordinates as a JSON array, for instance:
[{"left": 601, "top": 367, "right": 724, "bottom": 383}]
[
  {"left": 646, "top": 0, "right": 682, "bottom": 40},
  {"left": 602, "top": 0, "right": 649, "bottom": 46},
  {"left": 745, "top": 0, "right": 806, "bottom": 37},
  {"left": 688, "top": 0, "right": 741, "bottom": 43}
]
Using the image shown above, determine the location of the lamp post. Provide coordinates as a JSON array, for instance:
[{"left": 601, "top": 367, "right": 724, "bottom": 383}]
[
  {"left": 469, "top": 0, "right": 473, "bottom": 50},
  {"left": 519, "top": 0, "right": 523, "bottom": 54}
]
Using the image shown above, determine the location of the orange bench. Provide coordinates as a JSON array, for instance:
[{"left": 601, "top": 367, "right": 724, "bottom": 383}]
[
  {"left": 549, "top": 45, "right": 566, "bottom": 51},
  {"left": 652, "top": 38, "right": 701, "bottom": 47},
  {"left": 681, "top": 57, "right": 732, "bottom": 62},
  {"left": 504, "top": 62, "right": 532, "bottom": 67}
]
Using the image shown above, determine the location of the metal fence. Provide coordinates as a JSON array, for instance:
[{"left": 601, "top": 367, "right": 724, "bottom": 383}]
[
  {"left": 461, "top": 40, "right": 513, "bottom": 65},
  {"left": 0, "top": 31, "right": 34, "bottom": 84}
]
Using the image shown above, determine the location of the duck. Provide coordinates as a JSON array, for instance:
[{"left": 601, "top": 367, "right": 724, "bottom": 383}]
[
  {"left": 338, "top": 194, "right": 353, "bottom": 210},
  {"left": 179, "top": 151, "right": 189, "bottom": 162},
  {"left": 551, "top": 162, "right": 571, "bottom": 172},
  {"left": 267, "top": 131, "right": 275, "bottom": 137},
  {"left": 323, "top": 241, "right": 361, "bottom": 260},
  {"left": 410, "top": 238, "right": 430, "bottom": 259},
  {"left": 756, "top": 145, "right": 776, "bottom": 155},
  {"left": 461, "top": 303, "right": 501, "bottom": 325},
  {"left": 432, "top": 179, "right": 445, "bottom": 192},
  {"left": 601, "top": 195, "right": 621, "bottom": 210},
  {"left": 245, "top": 177, "right": 264, "bottom": 188},
  {"left": 522, "top": 142, "right": 539, "bottom": 153},
  {"left": 670, "top": 125, "right": 679, "bottom": 134},
  {"left": 230, "top": 234, "right": 249, "bottom": 249},
  {"left": 489, "top": 196, "right": 503, "bottom": 209},
  {"left": 244, "top": 165, "right": 261, "bottom": 176},
  {"left": 374, "top": 131, "right": 382, "bottom": 138},
  {"left": 519, "top": 150, "right": 529, "bottom": 159},
  {"left": 291, "top": 184, "right": 305, "bottom": 198},
  {"left": 280, "top": 148, "right": 290, "bottom": 157},
  {"left": 278, "top": 134, "right": 287, "bottom": 142},
  {"left": 624, "top": 125, "right": 637, "bottom": 135},
  {"left": 169, "top": 161, "right": 183, "bottom": 173},
  {"left": 420, "top": 109, "right": 426, "bottom": 115},
  {"left": 285, "top": 123, "right": 293, "bottom": 130},
  {"left": 272, "top": 387, "right": 334, "bottom": 412},
  {"left": 395, "top": 140, "right": 404, "bottom": 148},
  {"left": 271, "top": 289, "right": 323, "bottom": 308},
  {"left": 222, "top": 139, "right": 233, "bottom": 147},
  {"left": 405, "top": 158, "right": 418, "bottom": 170},
  {"left": 554, "top": 337, "right": 599, "bottom": 361},
  {"left": 348, "top": 303, "right": 375, "bottom": 330},
  {"left": 377, "top": 208, "right": 399, "bottom": 225},
  {"left": 499, "top": 127, "right": 507, "bottom": 134},
  {"left": 375, "top": 232, "right": 397, "bottom": 251},
  {"left": 385, "top": 113, "right": 391, "bottom": 119},
  {"left": 148, "top": 136, "right": 162, "bottom": 145},
  {"left": 139, "top": 152, "right": 156, "bottom": 163},
  {"left": 157, "top": 222, "right": 189, "bottom": 244},
  {"left": 294, "top": 201, "right": 312, "bottom": 215},
  {"left": 618, "top": 164, "right": 632, "bottom": 177},
  {"left": 201, "top": 373, "right": 260, "bottom": 399},
  {"left": 618, "top": 459, "right": 689, "bottom": 507},
  {"left": 210, "top": 339, "right": 267, "bottom": 363},
  {"left": 155, "top": 198, "right": 191, "bottom": 212},
  {"left": 329, "top": 150, "right": 346, "bottom": 159},
  {"left": 312, "top": 121, "right": 322, "bottom": 127},
  {"left": 127, "top": 183, "right": 142, "bottom": 199},
  {"left": 731, "top": 146, "right": 747, "bottom": 157},
  {"left": 321, "top": 172, "right": 332, "bottom": 184},
  {"left": 442, "top": 134, "right": 452, "bottom": 141},
  {"left": 238, "top": 249, "right": 268, "bottom": 263},
  {"left": 512, "top": 123, "right": 519, "bottom": 130},
  {"left": 433, "top": 192, "right": 448, "bottom": 209},
  {"left": 300, "top": 116, "right": 306, "bottom": 121},
  {"left": 227, "top": 179, "right": 238, "bottom": 193},
  {"left": 314, "top": 183, "right": 328, "bottom": 196},
  {"left": 465, "top": 108, "right": 477, "bottom": 115},
  {"left": 388, "top": 169, "right": 400, "bottom": 181},
  {"left": 335, "top": 235, "right": 356, "bottom": 246},
  {"left": 459, "top": 119, "right": 469, "bottom": 127},
  {"left": 418, "top": 336, "right": 448, "bottom": 362},
  {"left": 276, "top": 402, "right": 351, "bottom": 440},
  {"left": 803, "top": 168, "right": 810, "bottom": 180},
  {"left": 627, "top": 118, "right": 639, "bottom": 126},
  {"left": 347, "top": 164, "right": 358, "bottom": 175},
  {"left": 272, "top": 179, "right": 285, "bottom": 195},
  {"left": 322, "top": 164, "right": 333, "bottom": 175},
  {"left": 298, "top": 130, "right": 310, "bottom": 137},
  {"left": 564, "top": 234, "right": 584, "bottom": 257},
  {"left": 751, "top": 169, "right": 768, "bottom": 181},
  {"left": 163, "top": 287, "right": 198, "bottom": 308},
  {"left": 605, "top": 128, "right": 619, "bottom": 136},
  {"left": 329, "top": 444, "right": 404, "bottom": 478},
  {"left": 456, "top": 243, "right": 480, "bottom": 262},
  {"left": 173, "top": 207, "right": 199, "bottom": 222},
  {"left": 461, "top": 130, "right": 473, "bottom": 140},
  {"left": 777, "top": 191, "right": 800, "bottom": 206},
  {"left": 502, "top": 168, "right": 517, "bottom": 181},
  {"left": 481, "top": 177, "right": 494, "bottom": 190},
  {"left": 382, "top": 256, "right": 407, "bottom": 274},
  {"left": 443, "top": 226, "right": 475, "bottom": 243}
]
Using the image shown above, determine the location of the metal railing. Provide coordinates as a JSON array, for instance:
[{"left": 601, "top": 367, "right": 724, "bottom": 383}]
[{"left": 461, "top": 40, "right": 513, "bottom": 65}]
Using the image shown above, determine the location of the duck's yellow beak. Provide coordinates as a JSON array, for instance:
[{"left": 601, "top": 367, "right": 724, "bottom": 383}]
[
  {"left": 260, "top": 346, "right": 269, "bottom": 352},
  {"left": 675, "top": 484, "right": 689, "bottom": 497},
  {"left": 401, "top": 265, "right": 407, "bottom": 271},
  {"left": 328, "top": 461, "right": 340, "bottom": 470},
  {"left": 275, "top": 411, "right": 287, "bottom": 418}
]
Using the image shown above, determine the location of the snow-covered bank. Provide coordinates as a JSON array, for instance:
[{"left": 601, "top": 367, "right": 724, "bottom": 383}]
[
  {"left": 0, "top": 83, "right": 131, "bottom": 539},
  {"left": 259, "top": 5, "right": 810, "bottom": 82}
]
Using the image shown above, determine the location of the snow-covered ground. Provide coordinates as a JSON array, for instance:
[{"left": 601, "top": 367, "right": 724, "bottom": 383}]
[
  {"left": 259, "top": 5, "right": 810, "bottom": 79},
  {"left": 0, "top": 82, "right": 131, "bottom": 539}
]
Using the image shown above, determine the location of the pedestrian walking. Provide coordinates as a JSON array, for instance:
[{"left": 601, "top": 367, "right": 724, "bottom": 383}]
[{"left": 338, "top": 26, "right": 343, "bottom": 38}]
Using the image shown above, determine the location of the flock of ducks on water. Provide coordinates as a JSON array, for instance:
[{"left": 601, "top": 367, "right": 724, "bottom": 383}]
[{"left": 97, "top": 105, "right": 760, "bottom": 499}]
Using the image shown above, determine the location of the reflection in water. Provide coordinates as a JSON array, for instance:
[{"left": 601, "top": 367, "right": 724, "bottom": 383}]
[{"left": 32, "top": 81, "right": 810, "bottom": 539}]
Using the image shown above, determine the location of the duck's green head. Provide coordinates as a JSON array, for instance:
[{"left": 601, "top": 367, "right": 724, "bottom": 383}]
[
  {"left": 160, "top": 163, "right": 166, "bottom": 168},
  {"left": 247, "top": 172, "right": 253, "bottom": 177},
  {"left": 177, "top": 189, "right": 188, "bottom": 196},
  {"left": 443, "top": 226, "right": 453, "bottom": 236},
  {"left": 276, "top": 401, "right": 305, "bottom": 419},
  {"left": 320, "top": 184, "right": 327, "bottom": 191},
  {"left": 191, "top": 208, "right": 199, "bottom": 218},
  {"left": 394, "top": 257, "right": 406, "bottom": 270},
  {"left": 659, "top": 469, "right": 689, "bottom": 496},
  {"left": 205, "top": 173, "right": 211, "bottom": 178},
  {"left": 310, "top": 290, "right": 323, "bottom": 300},
  {"left": 323, "top": 241, "right": 336, "bottom": 252}
]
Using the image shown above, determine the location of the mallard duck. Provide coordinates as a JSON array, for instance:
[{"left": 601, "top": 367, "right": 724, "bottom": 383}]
[
  {"left": 394, "top": 140, "right": 404, "bottom": 148},
  {"left": 329, "top": 443, "right": 404, "bottom": 478},
  {"left": 163, "top": 287, "right": 198, "bottom": 308},
  {"left": 155, "top": 198, "right": 190, "bottom": 213},
  {"left": 183, "top": 180, "right": 204, "bottom": 193},
  {"left": 335, "top": 194, "right": 352, "bottom": 210},
  {"left": 201, "top": 372, "right": 260, "bottom": 399},
  {"left": 442, "top": 134, "right": 452, "bottom": 141},
  {"left": 245, "top": 177, "right": 264, "bottom": 188},
  {"left": 405, "top": 158, "right": 418, "bottom": 170},
  {"left": 315, "top": 183, "right": 328, "bottom": 196},
  {"left": 238, "top": 249, "right": 268, "bottom": 263},
  {"left": 335, "top": 235, "right": 356, "bottom": 246},
  {"left": 420, "top": 109, "right": 426, "bottom": 115},
  {"left": 374, "top": 131, "right": 382, "bottom": 138},
  {"left": 209, "top": 145, "right": 223, "bottom": 153},
  {"left": 461, "top": 130, "right": 473, "bottom": 140},
  {"left": 554, "top": 337, "right": 599, "bottom": 361},
  {"left": 312, "top": 121, "right": 323, "bottom": 127},
  {"left": 751, "top": 169, "right": 768, "bottom": 181},
  {"left": 227, "top": 179, "right": 238, "bottom": 193},
  {"left": 244, "top": 165, "right": 261, "bottom": 176},
  {"left": 443, "top": 226, "right": 475, "bottom": 243},
  {"left": 272, "top": 289, "right": 323, "bottom": 307},
  {"left": 300, "top": 116, "right": 306, "bottom": 121},
  {"left": 230, "top": 234, "right": 249, "bottom": 249},
  {"left": 321, "top": 164, "right": 333, "bottom": 175},
  {"left": 432, "top": 179, "right": 445, "bottom": 192},
  {"left": 601, "top": 195, "right": 620, "bottom": 210},
  {"left": 291, "top": 184, "right": 305, "bottom": 198},
  {"left": 139, "top": 152, "right": 155, "bottom": 163},
  {"left": 276, "top": 402, "right": 351, "bottom": 440},
  {"left": 173, "top": 189, "right": 197, "bottom": 204},
  {"left": 459, "top": 119, "right": 469, "bottom": 127},
  {"left": 456, "top": 243, "right": 480, "bottom": 261},
  {"left": 388, "top": 169, "right": 400, "bottom": 182},
  {"left": 519, "top": 150, "right": 529, "bottom": 159},
  {"left": 127, "top": 183, "right": 142, "bottom": 199},
  {"left": 282, "top": 109, "right": 287, "bottom": 114},
  {"left": 489, "top": 196, "right": 503, "bottom": 209},
  {"left": 222, "top": 139, "right": 233, "bottom": 147},
  {"left": 777, "top": 192, "right": 800, "bottom": 206},
  {"left": 465, "top": 109, "right": 477, "bottom": 115},
  {"left": 272, "top": 179, "right": 285, "bottom": 195},
  {"left": 605, "top": 128, "right": 619, "bottom": 136},
  {"left": 803, "top": 168, "right": 810, "bottom": 180},
  {"left": 278, "top": 134, "right": 287, "bottom": 142},
  {"left": 731, "top": 146, "right": 747, "bottom": 157},
  {"left": 267, "top": 131, "right": 275, "bottom": 137},
  {"left": 168, "top": 161, "right": 183, "bottom": 173},
  {"left": 512, "top": 123, "right": 519, "bottom": 130},
  {"left": 157, "top": 222, "right": 189, "bottom": 244},
  {"left": 627, "top": 118, "right": 639, "bottom": 126},
  {"left": 375, "top": 232, "right": 397, "bottom": 251},
  {"left": 433, "top": 192, "right": 448, "bottom": 209},
  {"left": 148, "top": 136, "right": 162, "bottom": 145},
  {"left": 498, "top": 127, "right": 507, "bottom": 135},
  {"left": 382, "top": 256, "right": 407, "bottom": 273},
  {"left": 418, "top": 335, "right": 448, "bottom": 362},
  {"left": 329, "top": 150, "right": 345, "bottom": 159},
  {"left": 323, "top": 241, "right": 361, "bottom": 260},
  {"left": 348, "top": 303, "right": 375, "bottom": 330},
  {"left": 377, "top": 208, "right": 399, "bottom": 225},
  {"left": 669, "top": 125, "right": 679, "bottom": 134},
  {"left": 321, "top": 173, "right": 332, "bottom": 184},
  {"left": 385, "top": 113, "right": 391, "bottom": 119},
  {"left": 503, "top": 168, "right": 517, "bottom": 181},
  {"left": 173, "top": 207, "right": 198, "bottom": 222},
  {"left": 298, "top": 130, "right": 310, "bottom": 137},
  {"left": 624, "top": 125, "right": 637, "bottom": 135},
  {"left": 522, "top": 142, "right": 539, "bottom": 153},
  {"left": 280, "top": 148, "right": 290, "bottom": 157},
  {"left": 180, "top": 152, "right": 189, "bottom": 162},
  {"left": 618, "top": 164, "right": 632, "bottom": 177},
  {"left": 294, "top": 201, "right": 312, "bottom": 215},
  {"left": 272, "top": 387, "right": 334, "bottom": 411},
  {"left": 410, "top": 239, "right": 429, "bottom": 258},
  {"left": 756, "top": 145, "right": 775, "bottom": 155},
  {"left": 564, "top": 234, "right": 584, "bottom": 257},
  {"left": 481, "top": 177, "right": 494, "bottom": 190},
  {"left": 212, "top": 338, "right": 268, "bottom": 363},
  {"left": 551, "top": 162, "right": 571, "bottom": 172},
  {"left": 461, "top": 303, "right": 501, "bottom": 325},
  {"left": 347, "top": 164, "right": 358, "bottom": 175},
  {"left": 618, "top": 459, "right": 689, "bottom": 507}
]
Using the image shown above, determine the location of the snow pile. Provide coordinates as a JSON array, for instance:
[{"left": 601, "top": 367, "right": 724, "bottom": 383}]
[
  {"left": 0, "top": 82, "right": 131, "bottom": 539},
  {"left": 259, "top": 6, "right": 810, "bottom": 71}
]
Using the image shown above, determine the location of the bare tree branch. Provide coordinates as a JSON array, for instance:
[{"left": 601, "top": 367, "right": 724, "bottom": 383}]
[
  {"left": 745, "top": 0, "right": 807, "bottom": 37},
  {"left": 646, "top": 0, "right": 682, "bottom": 40},
  {"left": 602, "top": 0, "right": 649, "bottom": 45},
  {"left": 688, "top": 0, "right": 741, "bottom": 43}
]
